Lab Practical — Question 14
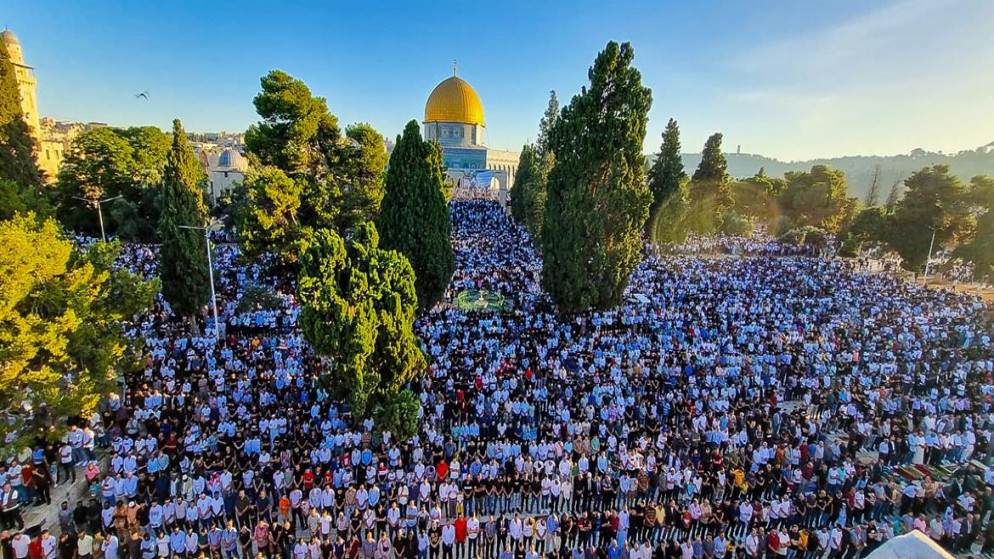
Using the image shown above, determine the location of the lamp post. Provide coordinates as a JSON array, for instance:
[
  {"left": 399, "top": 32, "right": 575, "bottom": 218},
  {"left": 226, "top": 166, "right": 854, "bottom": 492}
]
[
  {"left": 178, "top": 218, "right": 223, "bottom": 341},
  {"left": 73, "top": 194, "right": 122, "bottom": 242},
  {"left": 922, "top": 227, "right": 937, "bottom": 285}
]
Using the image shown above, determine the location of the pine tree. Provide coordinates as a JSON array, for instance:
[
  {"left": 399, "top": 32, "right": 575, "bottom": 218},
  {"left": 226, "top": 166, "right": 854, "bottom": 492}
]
[
  {"left": 0, "top": 40, "right": 44, "bottom": 216},
  {"left": 541, "top": 41, "right": 652, "bottom": 311},
  {"left": 686, "top": 133, "right": 731, "bottom": 233},
  {"left": 377, "top": 120, "right": 454, "bottom": 313},
  {"left": 509, "top": 144, "right": 545, "bottom": 237},
  {"left": 885, "top": 179, "right": 902, "bottom": 211},
  {"left": 158, "top": 119, "right": 211, "bottom": 330},
  {"left": 646, "top": 118, "right": 685, "bottom": 232},
  {"left": 297, "top": 222, "right": 425, "bottom": 438},
  {"left": 535, "top": 90, "right": 559, "bottom": 163}
]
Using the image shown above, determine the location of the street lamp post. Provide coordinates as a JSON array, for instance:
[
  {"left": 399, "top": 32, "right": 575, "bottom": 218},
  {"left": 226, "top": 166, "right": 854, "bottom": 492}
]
[
  {"left": 73, "top": 194, "right": 123, "bottom": 242},
  {"left": 922, "top": 228, "right": 937, "bottom": 284},
  {"left": 178, "top": 219, "right": 222, "bottom": 341}
]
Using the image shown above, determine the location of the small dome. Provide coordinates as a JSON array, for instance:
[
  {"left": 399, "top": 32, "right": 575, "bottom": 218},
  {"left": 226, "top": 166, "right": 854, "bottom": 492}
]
[
  {"left": 1, "top": 29, "right": 20, "bottom": 46},
  {"left": 217, "top": 148, "right": 247, "bottom": 171},
  {"left": 424, "top": 75, "right": 485, "bottom": 127}
]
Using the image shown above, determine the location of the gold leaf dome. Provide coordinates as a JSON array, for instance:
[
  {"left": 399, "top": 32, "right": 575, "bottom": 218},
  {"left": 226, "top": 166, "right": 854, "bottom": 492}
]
[{"left": 424, "top": 75, "right": 485, "bottom": 127}]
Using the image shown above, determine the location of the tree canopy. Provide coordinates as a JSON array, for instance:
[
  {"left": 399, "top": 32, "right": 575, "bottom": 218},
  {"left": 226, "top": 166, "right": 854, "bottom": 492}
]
[
  {"left": 297, "top": 222, "right": 424, "bottom": 439},
  {"left": 54, "top": 126, "right": 170, "bottom": 240},
  {"left": 887, "top": 165, "right": 972, "bottom": 272},
  {"left": 509, "top": 144, "right": 546, "bottom": 238},
  {"left": 685, "top": 133, "right": 731, "bottom": 233},
  {"left": 646, "top": 118, "right": 686, "bottom": 234},
  {"left": 158, "top": 119, "right": 211, "bottom": 328},
  {"left": 377, "top": 120, "right": 454, "bottom": 313},
  {"left": 0, "top": 215, "right": 156, "bottom": 448},
  {"left": 233, "top": 167, "right": 304, "bottom": 263},
  {"left": 541, "top": 41, "right": 652, "bottom": 311},
  {"left": 779, "top": 165, "right": 853, "bottom": 231}
]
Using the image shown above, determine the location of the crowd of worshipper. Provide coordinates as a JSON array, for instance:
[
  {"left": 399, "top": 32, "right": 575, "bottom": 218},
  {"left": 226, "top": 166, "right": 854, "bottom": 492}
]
[
  {"left": 3, "top": 199, "right": 994, "bottom": 559},
  {"left": 664, "top": 235, "right": 827, "bottom": 258}
]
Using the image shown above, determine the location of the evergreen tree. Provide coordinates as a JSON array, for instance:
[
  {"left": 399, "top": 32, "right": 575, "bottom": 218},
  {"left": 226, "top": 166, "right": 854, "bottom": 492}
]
[
  {"left": 0, "top": 215, "right": 156, "bottom": 446},
  {"left": 234, "top": 167, "right": 304, "bottom": 262},
  {"left": 509, "top": 144, "right": 545, "bottom": 237},
  {"left": 646, "top": 118, "right": 685, "bottom": 232},
  {"left": 885, "top": 179, "right": 903, "bottom": 211},
  {"left": 157, "top": 119, "right": 211, "bottom": 329},
  {"left": 0, "top": 40, "right": 44, "bottom": 215},
  {"left": 887, "top": 165, "right": 972, "bottom": 272},
  {"left": 686, "top": 132, "right": 731, "bottom": 233},
  {"left": 952, "top": 175, "right": 994, "bottom": 283},
  {"left": 297, "top": 222, "right": 424, "bottom": 438},
  {"left": 541, "top": 41, "right": 652, "bottom": 311},
  {"left": 377, "top": 120, "right": 454, "bottom": 313},
  {"left": 535, "top": 90, "right": 559, "bottom": 163}
]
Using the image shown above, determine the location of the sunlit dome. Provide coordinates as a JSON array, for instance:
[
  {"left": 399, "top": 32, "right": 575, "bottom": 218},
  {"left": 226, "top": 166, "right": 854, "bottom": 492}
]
[
  {"left": 217, "top": 148, "right": 248, "bottom": 171},
  {"left": 424, "top": 74, "right": 485, "bottom": 127},
  {"left": 1, "top": 29, "right": 20, "bottom": 46}
]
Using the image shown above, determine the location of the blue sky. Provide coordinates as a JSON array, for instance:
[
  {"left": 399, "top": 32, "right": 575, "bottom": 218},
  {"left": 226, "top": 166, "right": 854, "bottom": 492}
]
[{"left": 5, "top": 0, "right": 993, "bottom": 160}]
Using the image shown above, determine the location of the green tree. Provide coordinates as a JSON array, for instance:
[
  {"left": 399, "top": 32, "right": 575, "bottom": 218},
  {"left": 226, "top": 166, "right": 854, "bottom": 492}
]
[
  {"left": 884, "top": 179, "right": 903, "bottom": 211},
  {"left": 0, "top": 215, "right": 156, "bottom": 448},
  {"left": 53, "top": 126, "right": 169, "bottom": 240},
  {"left": 234, "top": 167, "right": 304, "bottom": 262},
  {"left": 952, "top": 175, "right": 994, "bottom": 282},
  {"left": 535, "top": 90, "right": 559, "bottom": 164},
  {"left": 778, "top": 165, "right": 852, "bottom": 231},
  {"left": 244, "top": 70, "right": 341, "bottom": 176},
  {"left": 0, "top": 40, "right": 44, "bottom": 214},
  {"left": 685, "top": 133, "right": 731, "bottom": 233},
  {"left": 649, "top": 179, "right": 690, "bottom": 245},
  {"left": 847, "top": 206, "right": 889, "bottom": 245},
  {"left": 333, "top": 123, "right": 389, "bottom": 231},
  {"left": 646, "top": 118, "right": 686, "bottom": 232},
  {"left": 158, "top": 119, "right": 211, "bottom": 329},
  {"left": 297, "top": 222, "right": 425, "bottom": 439},
  {"left": 541, "top": 41, "right": 652, "bottom": 311},
  {"left": 377, "top": 120, "right": 454, "bottom": 313},
  {"left": 887, "top": 165, "right": 972, "bottom": 272},
  {"left": 509, "top": 144, "right": 546, "bottom": 237}
]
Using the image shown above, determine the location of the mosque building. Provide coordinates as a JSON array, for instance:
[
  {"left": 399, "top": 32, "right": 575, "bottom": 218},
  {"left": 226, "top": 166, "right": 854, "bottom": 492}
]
[{"left": 423, "top": 67, "right": 519, "bottom": 200}]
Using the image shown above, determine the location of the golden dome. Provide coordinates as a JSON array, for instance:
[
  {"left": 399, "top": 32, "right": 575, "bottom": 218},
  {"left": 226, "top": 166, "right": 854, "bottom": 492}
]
[{"left": 424, "top": 75, "right": 485, "bottom": 127}]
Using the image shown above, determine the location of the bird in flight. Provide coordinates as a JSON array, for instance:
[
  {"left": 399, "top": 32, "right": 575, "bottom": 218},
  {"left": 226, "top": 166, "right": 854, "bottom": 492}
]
[{"left": 134, "top": 91, "right": 149, "bottom": 100}]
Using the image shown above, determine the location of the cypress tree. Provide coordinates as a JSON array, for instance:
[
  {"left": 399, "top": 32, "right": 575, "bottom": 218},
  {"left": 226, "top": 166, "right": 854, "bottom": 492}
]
[
  {"left": 535, "top": 90, "right": 559, "bottom": 164},
  {"left": 509, "top": 144, "right": 545, "bottom": 237},
  {"left": 686, "top": 132, "right": 731, "bottom": 233},
  {"left": 0, "top": 39, "right": 44, "bottom": 213},
  {"left": 646, "top": 118, "right": 685, "bottom": 232},
  {"left": 158, "top": 119, "right": 211, "bottom": 330},
  {"left": 541, "top": 41, "right": 652, "bottom": 311},
  {"left": 377, "top": 120, "right": 454, "bottom": 313}
]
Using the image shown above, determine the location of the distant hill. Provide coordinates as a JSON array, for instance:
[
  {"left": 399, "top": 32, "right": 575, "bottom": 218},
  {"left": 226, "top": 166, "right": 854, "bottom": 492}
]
[{"left": 677, "top": 142, "right": 994, "bottom": 202}]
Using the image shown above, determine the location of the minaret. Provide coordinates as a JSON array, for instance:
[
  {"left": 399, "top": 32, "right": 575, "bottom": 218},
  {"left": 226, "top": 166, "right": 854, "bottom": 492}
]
[{"left": 1, "top": 29, "right": 41, "bottom": 141}]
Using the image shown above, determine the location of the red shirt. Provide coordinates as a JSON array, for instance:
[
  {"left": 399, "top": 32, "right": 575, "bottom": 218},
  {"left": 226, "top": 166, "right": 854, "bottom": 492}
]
[
  {"left": 454, "top": 518, "right": 467, "bottom": 542},
  {"left": 766, "top": 532, "right": 781, "bottom": 553},
  {"left": 302, "top": 471, "right": 315, "bottom": 490},
  {"left": 436, "top": 461, "right": 449, "bottom": 481}
]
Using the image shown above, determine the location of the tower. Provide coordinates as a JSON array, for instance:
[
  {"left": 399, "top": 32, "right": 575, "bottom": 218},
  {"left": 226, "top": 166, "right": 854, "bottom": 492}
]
[{"left": 1, "top": 29, "right": 41, "bottom": 141}]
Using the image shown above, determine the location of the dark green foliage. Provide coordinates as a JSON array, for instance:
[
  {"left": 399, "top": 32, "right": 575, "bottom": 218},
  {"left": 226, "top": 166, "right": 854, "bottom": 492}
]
[
  {"left": 887, "top": 165, "right": 972, "bottom": 272},
  {"left": 297, "top": 222, "right": 425, "bottom": 438},
  {"left": 509, "top": 144, "right": 545, "bottom": 237},
  {"left": 0, "top": 40, "right": 44, "bottom": 212},
  {"left": 779, "top": 165, "right": 852, "bottom": 231},
  {"left": 157, "top": 119, "right": 211, "bottom": 325},
  {"left": 686, "top": 133, "right": 731, "bottom": 233},
  {"left": 649, "top": 179, "right": 689, "bottom": 245},
  {"left": 236, "top": 285, "right": 283, "bottom": 313},
  {"left": 646, "top": 118, "right": 686, "bottom": 232},
  {"left": 54, "top": 126, "right": 170, "bottom": 240},
  {"left": 233, "top": 167, "right": 303, "bottom": 263},
  {"left": 244, "top": 70, "right": 341, "bottom": 176},
  {"left": 334, "top": 123, "right": 388, "bottom": 231},
  {"left": 952, "top": 175, "right": 994, "bottom": 282},
  {"left": 848, "top": 206, "right": 889, "bottom": 245},
  {"left": 535, "top": 90, "right": 558, "bottom": 163},
  {"left": 377, "top": 120, "right": 454, "bottom": 313},
  {"left": 541, "top": 41, "right": 652, "bottom": 311},
  {"left": 718, "top": 210, "right": 752, "bottom": 237},
  {"left": 779, "top": 226, "right": 827, "bottom": 249}
]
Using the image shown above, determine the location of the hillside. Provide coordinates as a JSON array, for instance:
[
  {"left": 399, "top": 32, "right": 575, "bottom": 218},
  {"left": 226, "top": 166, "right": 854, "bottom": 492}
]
[{"left": 678, "top": 143, "right": 994, "bottom": 202}]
